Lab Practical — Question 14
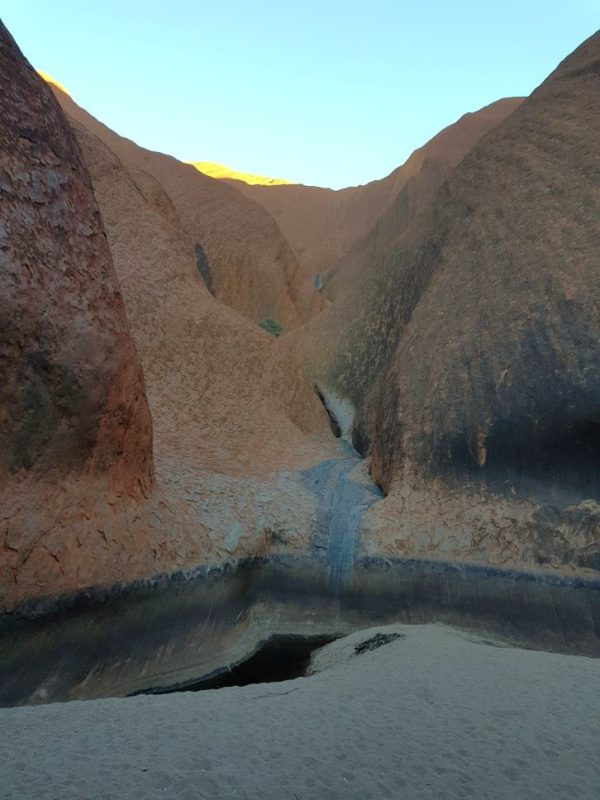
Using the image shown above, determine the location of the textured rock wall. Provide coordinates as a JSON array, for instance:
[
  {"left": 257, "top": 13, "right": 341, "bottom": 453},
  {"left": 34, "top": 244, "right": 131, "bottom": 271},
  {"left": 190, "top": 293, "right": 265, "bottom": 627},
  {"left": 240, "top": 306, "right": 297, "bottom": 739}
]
[
  {"left": 0, "top": 22, "right": 153, "bottom": 490},
  {"left": 0, "top": 23, "right": 213, "bottom": 609},
  {"left": 67, "top": 118, "right": 335, "bottom": 478},
  {"left": 236, "top": 100, "right": 521, "bottom": 295},
  {"left": 372, "top": 31, "right": 600, "bottom": 493},
  {"left": 44, "top": 109, "right": 361, "bottom": 606},
  {"left": 365, "top": 32, "right": 600, "bottom": 573},
  {"left": 321, "top": 99, "right": 523, "bottom": 299},
  {"left": 48, "top": 86, "right": 323, "bottom": 332},
  {"left": 287, "top": 33, "right": 600, "bottom": 575},
  {"left": 291, "top": 101, "right": 522, "bottom": 453},
  {"left": 2, "top": 19, "right": 597, "bottom": 612}
]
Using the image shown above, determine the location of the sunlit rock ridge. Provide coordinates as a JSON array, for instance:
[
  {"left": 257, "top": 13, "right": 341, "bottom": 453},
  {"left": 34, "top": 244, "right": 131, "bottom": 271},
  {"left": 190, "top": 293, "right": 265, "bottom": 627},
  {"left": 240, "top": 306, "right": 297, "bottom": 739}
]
[{"left": 189, "top": 161, "right": 293, "bottom": 186}]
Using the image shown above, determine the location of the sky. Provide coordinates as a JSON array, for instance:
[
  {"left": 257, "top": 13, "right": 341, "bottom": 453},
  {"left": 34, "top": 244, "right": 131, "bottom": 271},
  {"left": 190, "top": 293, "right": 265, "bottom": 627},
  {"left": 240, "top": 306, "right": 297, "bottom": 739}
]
[{"left": 2, "top": 1, "right": 598, "bottom": 188}]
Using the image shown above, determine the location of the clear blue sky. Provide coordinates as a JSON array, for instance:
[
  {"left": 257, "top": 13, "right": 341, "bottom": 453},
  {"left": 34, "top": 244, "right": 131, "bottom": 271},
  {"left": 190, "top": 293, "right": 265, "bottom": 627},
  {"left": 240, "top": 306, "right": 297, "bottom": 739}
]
[{"left": 2, "top": 1, "right": 598, "bottom": 188}]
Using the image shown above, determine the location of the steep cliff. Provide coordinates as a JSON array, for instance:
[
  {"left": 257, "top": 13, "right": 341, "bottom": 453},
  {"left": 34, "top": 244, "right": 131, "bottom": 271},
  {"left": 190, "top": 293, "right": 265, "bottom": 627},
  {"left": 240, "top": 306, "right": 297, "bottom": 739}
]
[
  {"left": 43, "top": 104, "right": 346, "bottom": 603},
  {"left": 48, "top": 87, "right": 323, "bottom": 331},
  {"left": 292, "top": 100, "right": 522, "bottom": 446},
  {"left": 68, "top": 118, "right": 335, "bottom": 477},
  {"left": 362, "top": 31, "right": 600, "bottom": 571},
  {"left": 0, "top": 22, "right": 211, "bottom": 607},
  {"left": 233, "top": 99, "right": 521, "bottom": 295}
]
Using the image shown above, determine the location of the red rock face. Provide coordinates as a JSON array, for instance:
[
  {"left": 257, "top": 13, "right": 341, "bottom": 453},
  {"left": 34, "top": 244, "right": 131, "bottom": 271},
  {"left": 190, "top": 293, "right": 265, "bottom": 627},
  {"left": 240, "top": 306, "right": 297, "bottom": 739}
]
[
  {"left": 371, "top": 30, "right": 600, "bottom": 491},
  {"left": 47, "top": 84, "right": 323, "bottom": 333},
  {"left": 0, "top": 22, "right": 153, "bottom": 493},
  {"left": 291, "top": 99, "right": 523, "bottom": 445},
  {"left": 0, "top": 22, "right": 335, "bottom": 611},
  {"left": 0, "top": 23, "right": 163, "bottom": 608}
]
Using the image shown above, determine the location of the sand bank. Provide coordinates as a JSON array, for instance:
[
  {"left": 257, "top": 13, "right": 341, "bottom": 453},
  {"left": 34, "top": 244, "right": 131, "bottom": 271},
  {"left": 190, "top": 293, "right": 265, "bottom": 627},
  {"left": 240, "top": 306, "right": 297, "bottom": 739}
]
[{"left": 1, "top": 623, "right": 599, "bottom": 799}]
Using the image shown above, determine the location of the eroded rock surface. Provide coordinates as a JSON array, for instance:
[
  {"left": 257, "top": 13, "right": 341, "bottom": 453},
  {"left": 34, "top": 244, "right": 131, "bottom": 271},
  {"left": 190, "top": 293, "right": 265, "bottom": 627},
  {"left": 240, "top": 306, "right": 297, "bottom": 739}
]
[
  {"left": 0, "top": 23, "right": 152, "bottom": 488},
  {"left": 372, "top": 35, "right": 600, "bottom": 488},
  {"left": 321, "top": 99, "right": 523, "bottom": 299},
  {"left": 45, "top": 81, "right": 389, "bottom": 607},
  {"left": 1, "top": 25, "right": 382, "bottom": 611},
  {"left": 292, "top": 100, "right": 523, "bottom": 436},
  {"left": 49, "top": 87, "right": 323, "bottom": 332},
  {"left": 363, "top": 32, "right": 600, "bottom": 571},
  {"left": 2, "top": 19, "right": 598, "bottom": 617},
  {"left": 0, "top": 23, "right": 213, "bottom": 609},
  {"left": 234, "top": 99, "right": 521, "bottom": 296}
]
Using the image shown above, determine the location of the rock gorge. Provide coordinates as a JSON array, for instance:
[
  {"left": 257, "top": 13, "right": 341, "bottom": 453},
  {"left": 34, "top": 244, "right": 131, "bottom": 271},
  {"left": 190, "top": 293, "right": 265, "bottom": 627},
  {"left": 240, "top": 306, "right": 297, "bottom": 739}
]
[{"left": 0, "top": 18, "right": 599, "bottom": 705}]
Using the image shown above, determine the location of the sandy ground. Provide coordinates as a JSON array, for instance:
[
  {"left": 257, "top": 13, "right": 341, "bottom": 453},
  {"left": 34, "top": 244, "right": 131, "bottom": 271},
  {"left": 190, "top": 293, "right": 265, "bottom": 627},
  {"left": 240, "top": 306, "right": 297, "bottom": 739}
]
[{"left": 1, "top": 624, "right": 599, "bottom": 800}]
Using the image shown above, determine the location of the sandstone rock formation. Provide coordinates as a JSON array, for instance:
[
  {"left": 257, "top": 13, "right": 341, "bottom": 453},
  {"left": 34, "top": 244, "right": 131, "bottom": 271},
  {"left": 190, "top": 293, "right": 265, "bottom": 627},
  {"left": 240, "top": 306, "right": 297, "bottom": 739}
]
[
  {"left": 0, "top": 23, "right": 375, "bottom": 612},
  {"left": 43, "top": 80, "right": 353, "bottom": 598},
  {"left": 49, "top": 88, "right": 323, "bottom": 331},
  {"left": 0, "top": 21, "right": 211, "bottom": 608},
  {"left": 320, "top": 99, "right": 523, "bottom": 299},
  {"left": 2, "top": 15, "right": 598, "bottom": 619},
  {"left": 375, "top": 34, "right": 600, "bottom": 494},
  {"left": 68, "top": 120, "right": 333, "bottom": 476},
  {"left": 291, "top": 100, "right": 523, "bottom": 447},
  {"left": 0, "top": 23, "right": 336, "bottom": 611},
  {"left": 371, "top": 34, "right": 600, "bottom": 492},
  {"left": 0, "top": 30, "right": 151, "bottom": 488},
  {"left": 232, "top": 99, "right": 521, "bottom": 295},
  {"left": 330, "top": 31, "right": 600, "bottom": 572}
]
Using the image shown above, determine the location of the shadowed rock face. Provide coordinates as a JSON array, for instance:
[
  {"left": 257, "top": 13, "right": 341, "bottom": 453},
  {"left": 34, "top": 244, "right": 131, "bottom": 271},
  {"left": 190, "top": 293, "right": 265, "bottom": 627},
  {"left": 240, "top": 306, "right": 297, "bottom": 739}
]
[
  {"left": 47, "top": 86, "right": 323, "bottom": 332},
  {"left": 0, "top": 22, "right": 153, "bottom": 488},
  {"left": 234, "top": 99, "right": 522, "bottom": 295},
  {"left": 320, "top": 100, "right": 523, "bottom": 299},
  {"left": 291, "top": 101, "right": 523, "bottom": 448},
  {"left": 0, "top": 24, "right": 214, "bottom": 610},
  {"left": 289, "top": 32, "right": 600, "bottom": 575},
  {"left": 372, "top": 31, "right": 600, "bottom": 494},
  {"left": 357, "top": 31, "right": 600, "bottom": 573}
]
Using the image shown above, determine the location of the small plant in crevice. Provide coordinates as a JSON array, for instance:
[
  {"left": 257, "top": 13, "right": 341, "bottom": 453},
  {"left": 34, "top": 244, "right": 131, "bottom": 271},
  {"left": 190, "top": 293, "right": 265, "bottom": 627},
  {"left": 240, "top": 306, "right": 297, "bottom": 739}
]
[{"left": 258, "top": 318, "right": 283, "bottom": 337}]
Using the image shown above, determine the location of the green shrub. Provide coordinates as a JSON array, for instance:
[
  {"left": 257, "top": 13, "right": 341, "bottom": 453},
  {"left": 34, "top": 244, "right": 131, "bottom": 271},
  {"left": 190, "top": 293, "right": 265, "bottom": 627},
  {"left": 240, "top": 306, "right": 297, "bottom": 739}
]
[{"left": 258, "top": 318, "right": 283, "bottom": 337}]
